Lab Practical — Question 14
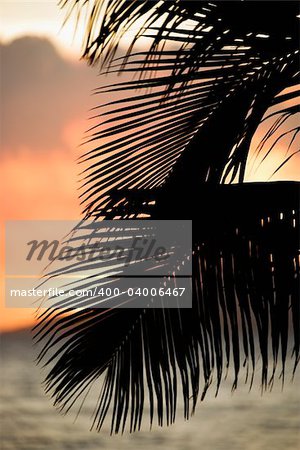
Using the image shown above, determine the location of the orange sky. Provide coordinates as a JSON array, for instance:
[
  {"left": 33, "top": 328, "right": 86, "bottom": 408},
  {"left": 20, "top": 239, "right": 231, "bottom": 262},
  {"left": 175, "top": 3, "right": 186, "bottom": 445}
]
[
  {"left": 0, "top": 122, "right": 83, "bottom": 331},
  {"left": 0, "top": 0, "right": 96, "bottom": 330},
  {"left": 1, "top": 1, "right": 299, "bottom": 331}
]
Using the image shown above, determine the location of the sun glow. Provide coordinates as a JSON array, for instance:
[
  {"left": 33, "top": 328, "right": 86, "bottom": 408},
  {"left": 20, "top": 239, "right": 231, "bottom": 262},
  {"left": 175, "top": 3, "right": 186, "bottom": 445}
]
[{"left": 0, "top": 0, "right": 84, "bottom": 59}]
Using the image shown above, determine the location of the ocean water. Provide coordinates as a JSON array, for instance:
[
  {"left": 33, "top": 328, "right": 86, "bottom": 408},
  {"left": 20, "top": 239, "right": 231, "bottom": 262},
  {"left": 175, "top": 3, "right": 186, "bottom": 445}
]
[{"left": 0, "top": 329, "right": 299, "bottom": 450}]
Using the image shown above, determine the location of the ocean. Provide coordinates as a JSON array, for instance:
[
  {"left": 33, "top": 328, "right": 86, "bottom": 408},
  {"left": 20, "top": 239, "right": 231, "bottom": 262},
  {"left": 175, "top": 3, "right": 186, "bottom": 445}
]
[{"left": 1, "top": 329, "right": 299, "bottom": 450}]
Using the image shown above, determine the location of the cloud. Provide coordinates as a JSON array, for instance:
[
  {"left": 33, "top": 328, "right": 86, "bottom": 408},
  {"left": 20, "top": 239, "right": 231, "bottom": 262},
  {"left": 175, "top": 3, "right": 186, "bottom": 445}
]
[{"left": 0, "top": 36, "right": 98, "bottom": 151}]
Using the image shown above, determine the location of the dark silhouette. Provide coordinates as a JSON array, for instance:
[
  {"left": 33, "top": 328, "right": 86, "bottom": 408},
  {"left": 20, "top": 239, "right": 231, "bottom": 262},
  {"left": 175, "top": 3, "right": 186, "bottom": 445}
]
[{"left": 35, "top": 1, "right": 300, "bottom": 433}]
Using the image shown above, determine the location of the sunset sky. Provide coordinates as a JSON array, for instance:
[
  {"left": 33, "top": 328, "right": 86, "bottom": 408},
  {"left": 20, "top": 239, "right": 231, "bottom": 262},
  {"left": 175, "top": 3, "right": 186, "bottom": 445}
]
[
  {"left": 0, "top": 0, "right": 94, "bottom": 330},
  {"left": 1, "top": 0, "right": 299, "bottom": 331}
]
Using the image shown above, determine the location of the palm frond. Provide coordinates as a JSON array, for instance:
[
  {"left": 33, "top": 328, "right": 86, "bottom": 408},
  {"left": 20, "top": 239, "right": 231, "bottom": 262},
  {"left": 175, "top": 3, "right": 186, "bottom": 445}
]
[
  {"left": 35, "top": 0, "right": 300, "bottom": 433},
  {"left": 65, "top": 0, "right": 300, "bottom": 217},
  {"left": 35, "top": 182, "right": 300, "bottom": 433}
]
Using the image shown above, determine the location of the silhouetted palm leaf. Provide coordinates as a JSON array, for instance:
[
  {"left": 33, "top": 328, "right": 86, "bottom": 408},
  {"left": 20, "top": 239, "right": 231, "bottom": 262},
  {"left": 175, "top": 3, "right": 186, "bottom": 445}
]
[
  {"left": 36, "top": 0, "right": 300, "bottom": 433},
  {"left": 66, "top": 0, "right": 299, "bottom": 216}
]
